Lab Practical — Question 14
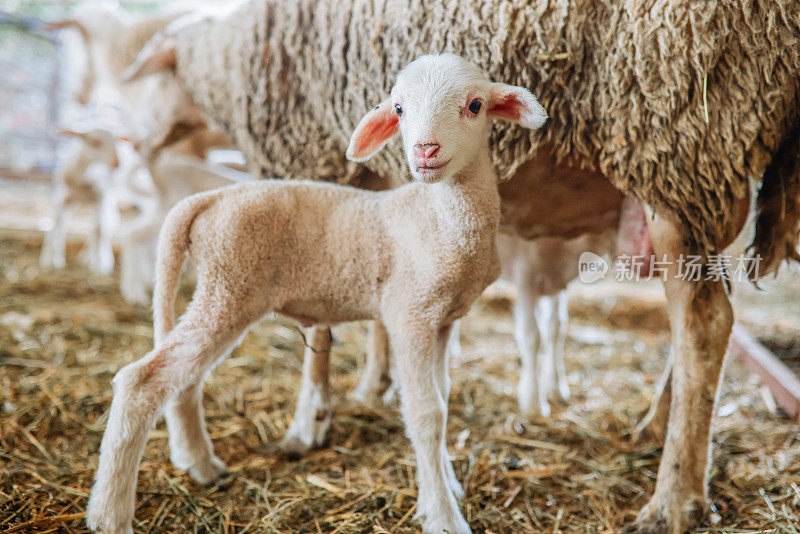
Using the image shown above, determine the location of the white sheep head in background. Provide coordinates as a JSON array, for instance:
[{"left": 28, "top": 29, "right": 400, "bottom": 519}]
[{"left": 347, "top": 53, "right": 547, "bottom": 182}]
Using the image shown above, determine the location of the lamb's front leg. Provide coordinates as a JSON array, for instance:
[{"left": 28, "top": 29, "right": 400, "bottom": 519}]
[
  {"left": 282, "top": 326, "right": 333, "bottom": 455},
  {"left": 433, "top": 323, "right": 464, "bottom": 501},
  {"left": 390, "top": 321, "right": 470, "bottom": 534},
  {"left": 622, "top": 213, "right": 732, "bottom": 533}
]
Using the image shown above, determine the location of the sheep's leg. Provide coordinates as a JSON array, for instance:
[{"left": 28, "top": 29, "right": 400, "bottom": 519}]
[
  {"left": 351, "top": 321, "right": 392, "bottom": 405},
  {"left": 534, "top": 295, "right": 559, "bottom": 406},
  {"left": 514, "top": 280, "right": 548, "bottom": 417},
  {"left": 165, "top": 376, "right": 229, "bottom": 484},
  {"left": 434, "top": 323, "right": 464, "bottom": 501},
  {"left": 622, "top": 213, "right": 732, "bottom": 534},
  {"left": 552, "top": 290, "right": 570, "bottom": 401},
  {"left": 119, "top": 204, "right": 163, "bottom": 305},
  {"left": 81, "top": 203, "right": 101, "bottom": 271},
  {"left": 41, "top": 197, "right": 69, "bottom": 269},
  {"left": 281, "top": 326, "right": 333, "bottom": 456},
  {"left": 94, "top": 192, "right": 118, "bottom": 275},
  {"left": 86, "top": 307, "right": 250, "bottom": 534},
  {"left": 119, "top": 238, "right": 155, "bottom": 306},
  {"left": 633, "top": 350, "right": 673, "bottom": 443},
  {"left": 446, "top": 319, "right": 462, "bottom": 358},
  {"left": 390, "top": 320, "right": 470, "bottom": 534}
]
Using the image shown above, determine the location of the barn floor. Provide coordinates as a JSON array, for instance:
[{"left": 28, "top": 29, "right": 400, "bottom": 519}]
[{"left": 1, "top": 212, "right": 800, "bottom": 532}]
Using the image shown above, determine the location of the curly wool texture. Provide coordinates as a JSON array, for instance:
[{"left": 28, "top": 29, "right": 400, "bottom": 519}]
[{"left": 171, "top": 0, "right": 800, "bottom": 256}]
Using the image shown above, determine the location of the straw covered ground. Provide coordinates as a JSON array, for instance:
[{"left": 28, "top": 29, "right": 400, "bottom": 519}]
[{"left": 1, "top": 233, "right": 799, "bottom": 533}]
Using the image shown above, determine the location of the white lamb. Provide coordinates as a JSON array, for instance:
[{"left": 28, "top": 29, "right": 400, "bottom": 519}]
[
  {"left": 85, "top": 53, "right": 546, "bottom": 534},
  {"left": 40, "top": 128, "right": 123, "bottom": 274}
]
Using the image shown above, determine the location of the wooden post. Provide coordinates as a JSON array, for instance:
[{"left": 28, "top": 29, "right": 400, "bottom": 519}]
[{"left": 729, "top": 324, "right": 800, "bottom": 422}]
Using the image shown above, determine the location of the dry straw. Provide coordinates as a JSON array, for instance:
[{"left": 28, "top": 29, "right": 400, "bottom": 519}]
[{"left": 1, "top": 237, "right": 799, "bottom": 532}]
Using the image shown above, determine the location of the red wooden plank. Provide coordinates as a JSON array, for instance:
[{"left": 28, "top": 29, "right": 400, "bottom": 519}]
[{"left": 730, "top": 324, "right": 800, "bottom": 422}]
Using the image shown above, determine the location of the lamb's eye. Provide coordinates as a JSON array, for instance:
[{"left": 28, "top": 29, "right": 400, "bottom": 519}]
[
  {"left": 468, "top": 99, "right": 482, "bottom": 114},
  {"left": 394, "top": 104, "right": 403, "bottom": 116}
]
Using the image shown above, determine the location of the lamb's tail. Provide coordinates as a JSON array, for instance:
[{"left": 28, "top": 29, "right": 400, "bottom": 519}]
[
  {"left": 153, "top": 193, "right": 214, "bottom": 343},
  {"left": 750, "top": 126, "right": 800, "bottom": 278}
]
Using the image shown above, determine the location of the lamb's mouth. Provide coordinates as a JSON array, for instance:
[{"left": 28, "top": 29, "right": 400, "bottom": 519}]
[{"left": 416, "top": 159, "right": 450, "bottom": 173}]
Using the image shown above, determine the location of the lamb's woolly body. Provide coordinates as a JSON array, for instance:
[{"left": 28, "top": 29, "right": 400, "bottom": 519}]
[
  {"left": 171, "top": 0, "right": 800, "bottom": 257},
  {"left": 156, "top": 178, "right": 498, "bottom": 334}
]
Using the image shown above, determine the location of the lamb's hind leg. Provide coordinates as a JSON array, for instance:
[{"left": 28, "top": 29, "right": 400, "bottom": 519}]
[
  {"left": 165, "top": 354, "right": 238, "bottom": 484},
  {"left": 86, "top": 309, "right": 250, "bottom": 534},
  {"left": 622, "top": 213, "right": 732, "bottom": 534},
  {"left": 282, "top": 325, "right": 333, "bottom": 456}
]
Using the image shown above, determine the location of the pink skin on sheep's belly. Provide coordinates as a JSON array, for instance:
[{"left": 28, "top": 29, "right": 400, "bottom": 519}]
[
  {"left": 615, "top": 196, "right": 656, "bottom": 275},
  {"left": 497, "top": 143, "right": 751, "bottom": 270},
  {"left": 498, "top": 144, "right": 625, "bottom": 243}
]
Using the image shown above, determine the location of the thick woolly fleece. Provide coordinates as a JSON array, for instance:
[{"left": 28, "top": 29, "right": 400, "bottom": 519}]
[{"left": 168, "top": 0, "right": 800, "bottom": 261}]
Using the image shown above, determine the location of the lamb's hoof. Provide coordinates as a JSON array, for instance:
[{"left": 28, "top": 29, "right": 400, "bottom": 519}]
[
  {"left": 186, "top": 455, "right": 228, "bottom": 485},
  {"left": 120, "top": 285, "right": 151, "bottom": 306},
  {"left": 85, "top": 506, "right": 134, "bottom": 534},
  {"left": 281, "top": 408, "right": 331, "bottom": 459},
  {"left": 381, "top": 384, "right": 399, "bottom": 407},
  {"left": 415, "top": 509, "right": 472, "bottom": 534},
  {"left": 518, "top": 396, "right": 551, "bottom": 419},
  {"left": 279, "top": 436, "right": 318, "bottom": 459},
  {"left": 618, "top": 516, "right": 669, "bottom": 534},
  {"left": 619, "top": 496, "right": 703, "bottom": 534},
  {"left": 350, "top": 386, "right": 382, "bottom": 407},
  {"left": 449, "top": 479, "right": 465, "bottom": 502}
]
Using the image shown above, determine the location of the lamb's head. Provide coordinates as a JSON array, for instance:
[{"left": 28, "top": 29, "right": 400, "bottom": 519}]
[
  {"left": 59, "top": 128, "right": 120, "bottom": 169},
  {"left": 347, "top": 53, "right": 547, "bottom": 182}
]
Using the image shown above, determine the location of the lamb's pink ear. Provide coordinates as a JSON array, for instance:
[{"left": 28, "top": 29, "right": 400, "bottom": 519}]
[
  {"left": 346, "top": 101, "right": 399, "bottom": 162},
  {"left": 487, "top": 84, "right": 547, "bottom": 130},
  {"left": 121, "top": 35, "right": 176, "bottom": 83}
]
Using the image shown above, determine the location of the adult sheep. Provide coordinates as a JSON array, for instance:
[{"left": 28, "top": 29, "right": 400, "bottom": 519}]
[
  {"left": 45, "top": 2, "right": 232, "bottom": 159},
  {"left": 44, "top": 1, "right": 185, "bottom": 106},
  {"left": 125, "top": 1, "right": 800, "bottom": 532}
]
